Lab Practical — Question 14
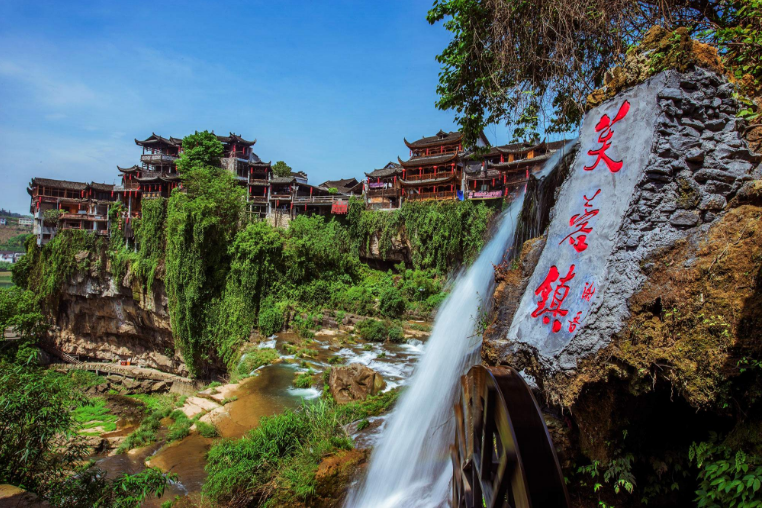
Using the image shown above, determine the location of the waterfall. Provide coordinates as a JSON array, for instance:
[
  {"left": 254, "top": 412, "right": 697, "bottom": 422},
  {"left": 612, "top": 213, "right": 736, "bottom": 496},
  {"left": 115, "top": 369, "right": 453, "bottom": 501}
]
[
  {"left": 511, "top": 140, "right": 578, "bottom": 255},
  {"left": 347, "top": 193, "right": 526, "bottom": 508},
  {"left": 347, "top": 143, "right": 579, "bottom": 508}
]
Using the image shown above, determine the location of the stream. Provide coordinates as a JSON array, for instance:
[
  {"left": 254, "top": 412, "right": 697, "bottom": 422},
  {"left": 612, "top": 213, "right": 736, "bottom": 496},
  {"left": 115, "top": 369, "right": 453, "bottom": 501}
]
[{"left": 90, "top": 325, "right": 431, "bottom": 507}]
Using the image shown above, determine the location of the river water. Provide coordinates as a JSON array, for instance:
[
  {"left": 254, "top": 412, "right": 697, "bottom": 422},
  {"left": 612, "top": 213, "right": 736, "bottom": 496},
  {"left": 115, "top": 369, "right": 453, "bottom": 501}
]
[
  {"left": 347, "top": 195, "right": 526, "bottom": 508},
  {"left": 92, "top": 327, "right": 429, "bottom": 507}
]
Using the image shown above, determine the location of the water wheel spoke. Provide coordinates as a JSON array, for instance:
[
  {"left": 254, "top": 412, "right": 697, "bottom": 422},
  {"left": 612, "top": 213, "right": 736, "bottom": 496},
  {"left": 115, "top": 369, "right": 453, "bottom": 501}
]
[{"left": 452, "top": 366, "right": 570, "bottom": 508}]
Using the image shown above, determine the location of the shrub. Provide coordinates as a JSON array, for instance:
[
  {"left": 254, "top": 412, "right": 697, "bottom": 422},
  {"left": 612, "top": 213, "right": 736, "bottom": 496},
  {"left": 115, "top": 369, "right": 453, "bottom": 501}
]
[
  {"left": 294, "top": 371, "right": 314, "bottom": 389},
  {"left": 237, "top": 347, "right": 279, "bottom": 377},
  {"left": 379, "top": 286, "right": 405, "bottom": 317},
  {"left": 204, "top": 400, "right": 352, "bottom": 506},
  {"left": 355, "top": 318, "right": 388, "bottom": 342},
  {"left": 387, "top": 325, "right": 405, "bottom": 343},
  {"left": 258, "top": 298, "right": 287, "bottom": 337},
  {"left": 338, "top": 286, "right": 374, "bottom": 316}
]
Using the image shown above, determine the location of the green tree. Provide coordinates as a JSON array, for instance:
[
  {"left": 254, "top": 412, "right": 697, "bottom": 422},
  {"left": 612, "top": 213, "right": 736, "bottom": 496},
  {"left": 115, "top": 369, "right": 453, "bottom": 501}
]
[
  {"left": 0, "top": 364, "right": 87, "bottom": 496},
  {"left": 165, "top": 131, "right": 244, "bottom": 376},
  {"left": 0, "top": 287, "right": 47, "bottom": 365},
  {"left": 272, "top": 160, "right": 293, "bottom": 178},
  {"left": 209, "top": 221, "right": 285, "bottom": 366},
  {"left": 427, "top": 0, "right": 762, "bottom": 145}
]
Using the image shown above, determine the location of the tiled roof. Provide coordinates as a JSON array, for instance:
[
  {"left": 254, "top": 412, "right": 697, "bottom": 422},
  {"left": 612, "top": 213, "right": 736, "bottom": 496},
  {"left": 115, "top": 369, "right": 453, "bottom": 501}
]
[
  {"left": 319, "top": 178, "right": 359, "bottom": 192},
  {"left": 365, "top": 162, "right": 402, "bottom": 178},
  {"left": 216, "top": 133, "right": 256, "bottom": 146},
  {"left": 397, "top": 152, "right": 459, "bottom": 169},
  {"left": 487, "top": 152, "right": 553, "bottom": 169},
  {"left": 404, "top": 130, "right": 462, "bottom": 149},
  {"left": 30, "top": 177, "right": 87, "bottom": 191},
  {"left": 135, "top": 133, "right": 180, "bottom": 147},
  {"left": 90, "top": 182, "right": 114, "bottom": 191},
  {"left": 117, "top": 165, "right": 141, "bottom": 173}
]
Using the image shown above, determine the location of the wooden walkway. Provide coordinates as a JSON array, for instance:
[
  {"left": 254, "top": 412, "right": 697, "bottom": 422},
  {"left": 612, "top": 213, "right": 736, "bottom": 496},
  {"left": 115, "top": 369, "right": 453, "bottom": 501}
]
[{"left": 50, "top": 361, "right": 193, "bottom": 384}]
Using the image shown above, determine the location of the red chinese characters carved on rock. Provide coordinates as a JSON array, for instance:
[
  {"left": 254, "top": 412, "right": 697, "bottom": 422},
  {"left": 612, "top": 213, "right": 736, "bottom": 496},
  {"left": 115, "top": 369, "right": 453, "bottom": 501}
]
[
  {"left": 560, "top": 189, "right": 601, "bottom": 252},
  {"left": 568, "top": 311, "right": 582, "bottom": 333},
  {"left": 531, "top": 264, "right": 576, "bottom": 333},
  {"left": 584, "top": 100, "right": 630, "bottom": 173},
  {"left": 582, "top": 282, "right": 596, "bottom": 302}
]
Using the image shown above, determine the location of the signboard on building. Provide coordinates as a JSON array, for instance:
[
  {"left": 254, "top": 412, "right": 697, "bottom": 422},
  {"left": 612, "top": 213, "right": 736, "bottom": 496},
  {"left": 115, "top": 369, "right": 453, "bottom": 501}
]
[
  {"left": 331, "top": 200, "right": 348, "bottom": 214},
  {"left": 467, "top": 190, "right": 503, "bottom": 199}
]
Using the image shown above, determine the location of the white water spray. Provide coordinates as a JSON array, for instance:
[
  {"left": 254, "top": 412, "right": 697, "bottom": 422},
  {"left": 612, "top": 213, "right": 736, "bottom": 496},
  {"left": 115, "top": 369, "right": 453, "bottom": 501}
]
[{"left": 347, "top": 193, "right": 526, "bottom": 508}]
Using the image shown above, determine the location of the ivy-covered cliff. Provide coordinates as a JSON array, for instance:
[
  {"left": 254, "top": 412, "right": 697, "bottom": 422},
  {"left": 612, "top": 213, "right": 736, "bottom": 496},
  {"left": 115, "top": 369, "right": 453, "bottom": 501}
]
[{"left": 14, "top": 133, "right": 501, "bottom": 378}]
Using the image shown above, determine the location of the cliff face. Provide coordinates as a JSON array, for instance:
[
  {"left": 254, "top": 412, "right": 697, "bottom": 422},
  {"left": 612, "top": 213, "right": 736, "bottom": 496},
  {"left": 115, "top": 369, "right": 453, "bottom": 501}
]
[
  {"left": 482, "top": 68, "right": 761, "bottom": 503},
  {"left": 46, "top": 258, "right": 187, "bottom": 376}
]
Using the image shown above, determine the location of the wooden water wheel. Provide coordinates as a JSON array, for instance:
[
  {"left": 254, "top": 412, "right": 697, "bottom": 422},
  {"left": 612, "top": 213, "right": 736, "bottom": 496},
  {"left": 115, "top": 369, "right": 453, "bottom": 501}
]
[{"left": 451, "top": 366, "right": 569, "bottom": 508}]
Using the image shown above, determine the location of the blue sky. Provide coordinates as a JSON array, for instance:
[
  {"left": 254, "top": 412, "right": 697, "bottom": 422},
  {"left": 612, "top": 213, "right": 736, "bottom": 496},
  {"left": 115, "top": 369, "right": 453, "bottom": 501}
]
[{"left": 0, "top": 0, "right": 519, "bottom": 214}]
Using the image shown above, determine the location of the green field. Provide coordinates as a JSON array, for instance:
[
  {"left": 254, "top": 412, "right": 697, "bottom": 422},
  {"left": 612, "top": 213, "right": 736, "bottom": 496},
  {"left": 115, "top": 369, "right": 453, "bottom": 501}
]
[{"left": 0, "top": 271, "right": 13, "bottom": 288}]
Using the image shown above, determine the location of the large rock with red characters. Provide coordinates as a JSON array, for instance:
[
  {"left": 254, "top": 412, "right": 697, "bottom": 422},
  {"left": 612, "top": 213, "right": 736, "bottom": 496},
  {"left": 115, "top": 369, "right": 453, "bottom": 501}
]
[{"left": 501, "top": 69, "right": 760, "bottom": 373}]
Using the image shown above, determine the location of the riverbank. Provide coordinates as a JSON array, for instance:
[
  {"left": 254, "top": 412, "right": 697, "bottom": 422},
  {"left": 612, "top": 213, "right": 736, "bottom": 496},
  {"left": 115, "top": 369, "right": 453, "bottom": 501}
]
[{"left": 70, "top": 317, "right": 432, "bottom": 507}]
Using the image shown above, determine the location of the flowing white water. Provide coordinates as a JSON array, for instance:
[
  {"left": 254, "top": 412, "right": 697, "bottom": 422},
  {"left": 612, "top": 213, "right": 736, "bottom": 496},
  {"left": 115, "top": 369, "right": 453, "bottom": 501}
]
[{"left": 347, "top": 193, "right": 526, "bottom": 508}]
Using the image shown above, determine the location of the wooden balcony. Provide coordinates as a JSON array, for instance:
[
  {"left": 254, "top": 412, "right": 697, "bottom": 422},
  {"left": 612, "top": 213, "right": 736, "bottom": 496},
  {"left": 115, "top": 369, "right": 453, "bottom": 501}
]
[
  {"left": 402, "top": 171, "right": 456, "bottom": 182},
  {"left": 249, "top": 179, "right": 269, "bottom": 186},
  {"left": 293, "top": 195, "right": 341, "bottom": 204},
  {"left": 405, "top": 191, "right": 457, "bottom": 201},
  {"left": 141, "top": 153, "right": 177, "bottom": 165},
  {"left": 366, "top": 188, "right": 400, "bottom": 198}
]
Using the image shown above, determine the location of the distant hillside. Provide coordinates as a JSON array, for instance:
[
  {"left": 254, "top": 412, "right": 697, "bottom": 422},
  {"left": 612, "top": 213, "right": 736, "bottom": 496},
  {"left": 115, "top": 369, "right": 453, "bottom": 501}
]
[{"left": 0, "top": 208, "right": 30, "bottom": 219}]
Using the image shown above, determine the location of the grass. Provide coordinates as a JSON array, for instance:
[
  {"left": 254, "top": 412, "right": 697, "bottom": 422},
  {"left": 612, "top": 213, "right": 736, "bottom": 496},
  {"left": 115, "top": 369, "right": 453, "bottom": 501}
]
[
  {"left": 116, "top": 394, "right": 186, "bottom": 453},
  {"left": 72, "top": 398, "right": 118, "bottom": 433},
  {"left": 204, "top": 399, "right": 352, "bottom": 507},
  {"left": 221, "top": 396, "right": 238, "bottom": 406},
  {"left": 407, "top": 322, "right": 432, "bottom": 332},
  {"left": 67, "top": 369, "right": 107, "bottom": 388},
  {"left": 233, "top": 347, "right": 279, "bottom": 382},
  {"left": 196, "top": 421, "right": 219, "bottom": 438},
  {"left": 327, "top": 355, "right": 344, "bottom": 365},
  {"left": 293, "top": 370, "right": 315, "bottom": 389},
  {"left": 0, "top": 271, "right": 12, "bottom": 288},
  {"left": 203, "top": 389, "right": 401, "bottom": 507},
  {"left": 166, "top": 410, "right": 192, "bottom": 443}
]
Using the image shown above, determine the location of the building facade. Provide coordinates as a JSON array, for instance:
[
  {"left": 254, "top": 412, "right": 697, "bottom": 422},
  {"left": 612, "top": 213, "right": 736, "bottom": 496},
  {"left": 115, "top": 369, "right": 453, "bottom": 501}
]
[
  {"left": 27, "top": 178, "right": 117, "bottom": 245},
  {"left": 364, "top": 131, "right": 570, "bottom": 209}
]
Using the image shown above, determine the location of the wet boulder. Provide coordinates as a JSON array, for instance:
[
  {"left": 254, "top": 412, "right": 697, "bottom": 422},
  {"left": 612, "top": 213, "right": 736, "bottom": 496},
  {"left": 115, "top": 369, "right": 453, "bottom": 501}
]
[{"left": 329, "top": 364, "right": 386, "bottom": 404}]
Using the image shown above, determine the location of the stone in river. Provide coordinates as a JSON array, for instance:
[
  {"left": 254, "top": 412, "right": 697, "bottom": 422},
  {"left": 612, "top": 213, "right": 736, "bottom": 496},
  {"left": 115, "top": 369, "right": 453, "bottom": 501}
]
[{"left": 329, "top": 363, "right": 386, "bottom": 404}]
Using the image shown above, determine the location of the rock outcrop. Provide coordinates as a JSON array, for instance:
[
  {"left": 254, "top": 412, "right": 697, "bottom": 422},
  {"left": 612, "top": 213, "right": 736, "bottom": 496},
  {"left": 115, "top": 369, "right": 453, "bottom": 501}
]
[
  {"left": 45, "top": 258, "right": 187, "bottom": 376},
  {"left": 329, "top": 363, "right": 386, "bottom": 404},
  {"left": 485, "top": 68, "right": 760, "bottom": 378},
  {"left": 483, "top": 67, "right": 761, "bottom": 502}
]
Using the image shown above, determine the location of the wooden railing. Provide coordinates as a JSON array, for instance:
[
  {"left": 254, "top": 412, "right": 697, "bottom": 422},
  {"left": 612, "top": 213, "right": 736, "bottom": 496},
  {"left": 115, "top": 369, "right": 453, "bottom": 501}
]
[
  {"left": 402, "top": 171, "right": 456, "bottom": 182},
  {"left": 406, "top": 191, "right": 457, "bottom": 201},
  {"left": 249, "top": 179, "right": 269, "bottom": 185},
  {"left": 141, "top": 153, "right": 177, "bottom": 164},
  {"left": 366, "top": 188, "right": 400, "bottom": 198},
  {"left": 292, "top": 195, "right": 341, "bottom": 204}
]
